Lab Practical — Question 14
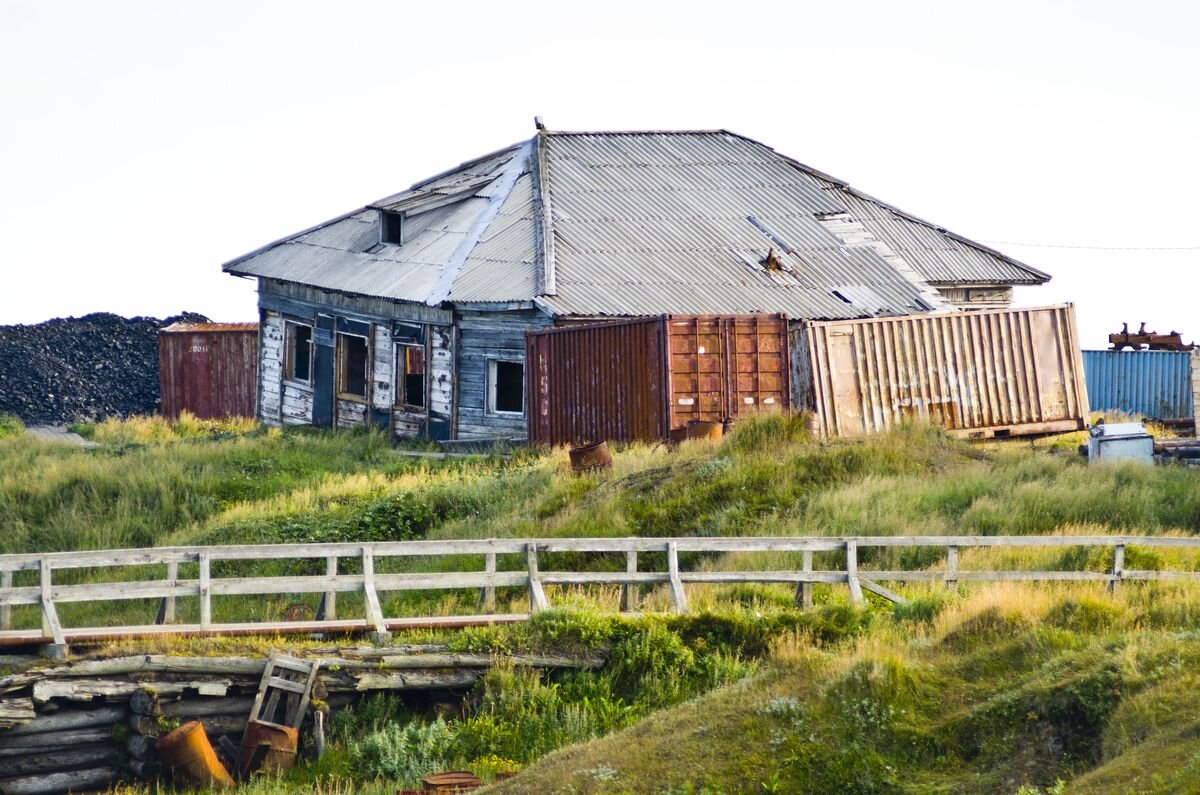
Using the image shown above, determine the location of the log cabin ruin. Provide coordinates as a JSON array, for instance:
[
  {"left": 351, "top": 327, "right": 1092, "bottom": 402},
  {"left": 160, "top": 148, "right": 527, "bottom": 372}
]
[
  {"left": 0, "top": 647, "right": 600, "bottom": 794},
  {"left": 223, "top": 126, "right": 1049, "bottom": 441}
]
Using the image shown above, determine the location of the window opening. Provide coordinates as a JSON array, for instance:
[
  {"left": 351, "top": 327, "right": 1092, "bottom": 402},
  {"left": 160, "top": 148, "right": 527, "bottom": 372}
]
[
  {"left": 285, "top": 322, "right": 313, "bottom": 383},
  {"left": 489, "top": 359, "right": 524, "bottom": 415},
  {"left": 381, "top": 211, "right": 405, "bottom": 245},
  {"left": 397, "top": 342, "right": 426, "bottom": 409},
  {"left": 337, "top": 333, "right": 369, "bottom": 399}
]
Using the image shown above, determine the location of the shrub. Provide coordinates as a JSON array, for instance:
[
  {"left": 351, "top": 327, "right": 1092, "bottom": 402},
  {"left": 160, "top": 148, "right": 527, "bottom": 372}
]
[
  {"left": 351, "top": 718, "right": 457, "bottom": 783},
  {"left": 0, "top": 414, "right": 23, "bottom": 439}
]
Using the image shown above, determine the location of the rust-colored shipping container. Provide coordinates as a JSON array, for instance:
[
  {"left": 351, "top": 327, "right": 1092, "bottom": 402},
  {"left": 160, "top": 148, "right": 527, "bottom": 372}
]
[
  {"left": 527, "top": 315, "right": 790, "bottom": 446},
  {"left": 796, "top": 304, "right": 1088, "bottom": 439},
  {"left": 159, "top": 322, "right": 258, "bottom": 420}
]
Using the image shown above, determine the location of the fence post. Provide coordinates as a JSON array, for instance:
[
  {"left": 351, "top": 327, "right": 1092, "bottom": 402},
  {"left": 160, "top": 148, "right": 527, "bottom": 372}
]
[
  {"left": 794, "top": 549, "right": 814, "bottom": 609},
  {"left": 361, "top": 547, "right": 390, "bottom": 643},
  {"left": 667, "top": 542, "right": 688, "bottom": 613},
  {"left": 198, "top": 552, "right": 212, "bottom": 629},
  {"left": 156, "top": 561, "right": 178, "bottom": 625},
  {"left": 620, "top": 549, "right": 638, "bottom": 612},
  {"left": 845, "top": 541, "right": 864, "bottom": 607},
  {"left": 478, "top": 551, "right": 497, "bottom": 613},
  {"left": 40, "top": 558, "right": 67, "bottom": 657},
  {"left": 527, "top": 543, "right": 549, "bottom": 613},
  {"left": 316, "top": 556, "right": 338, "bottom": 621},
  {"left": 1108, "top": 543, "right": 1125, "bottom": 594},
  {"left": 1, "top": 570, "right": 11, "bottom": 631},
  {"left": 945, "top": 546, "right": 958, "bottom": 591}
]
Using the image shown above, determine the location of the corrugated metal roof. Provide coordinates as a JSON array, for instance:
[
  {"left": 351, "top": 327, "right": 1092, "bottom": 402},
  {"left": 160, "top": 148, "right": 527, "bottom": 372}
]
[
  {"left": 222, "top": 128, "right": 1045, "bottom": 316},
  {"left": 534, "top": 132, "right": 945, "bottom": 318},
  {"left": 793, "top": 168, "right": 1049, "bottom": 285}
]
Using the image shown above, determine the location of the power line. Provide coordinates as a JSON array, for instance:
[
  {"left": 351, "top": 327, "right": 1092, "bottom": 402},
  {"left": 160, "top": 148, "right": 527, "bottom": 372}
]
[{"left": 980, "top": 241, "right": 1200, "bottom": 251}]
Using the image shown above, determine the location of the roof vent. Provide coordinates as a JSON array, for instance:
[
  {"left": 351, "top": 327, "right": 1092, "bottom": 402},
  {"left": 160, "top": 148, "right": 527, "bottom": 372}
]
[{"left": 534, "top": 116, "right": 546, "bottom": 131}]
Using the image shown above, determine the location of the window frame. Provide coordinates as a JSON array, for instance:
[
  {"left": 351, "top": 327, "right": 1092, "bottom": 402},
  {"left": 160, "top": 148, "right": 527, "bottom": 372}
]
[
  {"left": 283, "top": 320, "right": 314, "bottom": 385},
  {"left": 394, "top": 340, "right": 428, "bottom": 411},
  {"left": 486, "top": 357, "right": 525, "bottom": 417},
  {"left": 335, "top": 331, "right": 370, "bottom": 402}
]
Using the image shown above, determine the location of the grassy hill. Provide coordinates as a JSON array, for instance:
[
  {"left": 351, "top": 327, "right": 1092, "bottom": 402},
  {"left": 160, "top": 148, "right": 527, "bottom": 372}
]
[{"left": 3, "top": 413, "right": 1200, "bottom": 793}]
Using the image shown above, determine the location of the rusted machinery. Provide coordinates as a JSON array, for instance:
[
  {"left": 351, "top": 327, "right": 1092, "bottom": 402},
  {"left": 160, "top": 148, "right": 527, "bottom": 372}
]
[{"left": 1109, "top": 323, "right": 1195, "bottom": 352}]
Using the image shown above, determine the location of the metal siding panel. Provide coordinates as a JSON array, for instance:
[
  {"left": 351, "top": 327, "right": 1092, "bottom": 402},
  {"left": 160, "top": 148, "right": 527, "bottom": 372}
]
[
  {"left": 803, "top": 304, "right": 1088, "bottom": 438},
  {"left": 525, "top": 314, "right": 786, "bottom": 446},
  {"left": 158, "top": 327, "right": 259, "bottom": 420},
  {"left": 1082, "top": 350, "right": 1193, "bottom": 420}
]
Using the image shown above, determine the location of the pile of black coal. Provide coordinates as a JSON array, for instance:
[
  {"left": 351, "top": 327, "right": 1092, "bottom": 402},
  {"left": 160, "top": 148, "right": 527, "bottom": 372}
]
[{"left": 0, "top": 312, "right": 208, "bottom": 425}]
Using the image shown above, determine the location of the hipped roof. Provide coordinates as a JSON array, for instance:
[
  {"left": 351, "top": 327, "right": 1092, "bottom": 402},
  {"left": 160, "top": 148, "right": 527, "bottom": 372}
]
[{"left": 223, "top": 129, "right": 1048, "bottom": 320}]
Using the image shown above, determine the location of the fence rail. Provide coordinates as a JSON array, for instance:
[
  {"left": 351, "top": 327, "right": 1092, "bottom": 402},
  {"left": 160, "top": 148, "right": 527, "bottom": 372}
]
[{"left": 2, "top": 535, "right": 1197, "bottom": 649}]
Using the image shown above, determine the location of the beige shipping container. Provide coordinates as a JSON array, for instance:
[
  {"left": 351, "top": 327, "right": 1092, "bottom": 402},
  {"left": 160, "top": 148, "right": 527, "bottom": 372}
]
[{"left": 795, "top": 304, "right": 1089, "bottom": 439}]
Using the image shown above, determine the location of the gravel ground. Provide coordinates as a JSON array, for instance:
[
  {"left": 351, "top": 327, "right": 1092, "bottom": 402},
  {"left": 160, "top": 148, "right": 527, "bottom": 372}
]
[{"left": 0, "top": 312, "right": 207, "bottom": 424}]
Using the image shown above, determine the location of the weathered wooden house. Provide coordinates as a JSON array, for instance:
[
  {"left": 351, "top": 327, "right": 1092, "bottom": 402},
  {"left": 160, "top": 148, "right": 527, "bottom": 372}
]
[{"left": 223, "top": 127, "right": 1048, "bottom": 440}]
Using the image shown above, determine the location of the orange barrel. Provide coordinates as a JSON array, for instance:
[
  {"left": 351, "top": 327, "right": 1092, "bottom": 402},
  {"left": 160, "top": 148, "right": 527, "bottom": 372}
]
[
  {"left": 569, "top": 440, "right": 613, "bottom": 473},
  {"left": 686, "top": 420, "right": 723, "bottom": 440},
  {"left": 239, "top": 720, "right": 299, "bottom": 777},
  {"left": 154, "top": 721, "right": 235, "bottom": 788}
]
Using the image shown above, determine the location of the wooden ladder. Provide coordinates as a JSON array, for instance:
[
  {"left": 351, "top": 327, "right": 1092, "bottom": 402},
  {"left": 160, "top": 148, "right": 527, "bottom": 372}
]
[{"left": 248, "top": 651, "right": 321, "bottom": 731}]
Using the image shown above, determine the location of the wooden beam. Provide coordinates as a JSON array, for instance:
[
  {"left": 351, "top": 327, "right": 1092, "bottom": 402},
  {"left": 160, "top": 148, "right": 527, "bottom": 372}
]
[
  {"left": 198, "top": 551, "right": 211, "bottom": 629},
  {"left": 945, "top": 545, "right": 958, "bottom": 590},
  {"left": 39, "top": 560, "right": 65, "bottom": 650},
  {"left": 360, "top": 548, "right": 388, "bottom": 640},
  {"left": 620, "top": 549, "right": 638, "bottom": 612},
  {"left": 478, "top": 551, "right": 496, "bottom": 613},
  {"left": 155, "top": 561, "right": 178, "bottom": 625},
  {"left": 1, "top": 571, "right": 10, "bottom": 630},
  {"left": 527, "top": 543, "right": 549, "bottom": 613},
  {"left": 845, "top": 541, "right": 864, "bottom": 607},
  {"left": 794, "top": 550, "right": 813, "bottom": 609},
  {"left": 1108, "top": 543, "right": 1125, "bottom": 594},
  {"left": 667, "top": 542, "right": 688, "bottom": 613},
  {"left": 858, "top": 578, "right": 910, "bottom": 605}
]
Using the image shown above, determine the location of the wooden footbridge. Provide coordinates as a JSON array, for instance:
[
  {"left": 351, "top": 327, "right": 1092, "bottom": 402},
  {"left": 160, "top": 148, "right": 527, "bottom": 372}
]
[{"left": 2, "top": 534, "right": 1197, "bottom": 653}]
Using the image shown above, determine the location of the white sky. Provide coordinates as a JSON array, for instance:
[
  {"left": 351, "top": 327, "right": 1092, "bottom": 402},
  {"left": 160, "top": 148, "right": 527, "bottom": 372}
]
[{"left": 2, "top": 0, "right": 1197, "bottom": 348}]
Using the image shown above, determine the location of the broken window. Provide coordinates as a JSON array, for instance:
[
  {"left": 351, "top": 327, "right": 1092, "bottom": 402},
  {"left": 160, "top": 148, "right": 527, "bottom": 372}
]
[
  {"left": 488, "top": 359, "right": 524, "bottom": 415},
  {"left": 381, "top": 210, "right": 405, "bottom": 245},
  {"left": 336, "top": 332, "right": 369, "bottom": 399},
  {"left": 396, "top": 342, "right": 426, "bottom": 409},
  {"left": 285, "top": 322, "right": 312, "bottom": 383}
]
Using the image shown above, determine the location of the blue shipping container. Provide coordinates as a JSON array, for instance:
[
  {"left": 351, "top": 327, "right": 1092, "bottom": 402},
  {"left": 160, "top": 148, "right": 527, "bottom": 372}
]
[{"left": 1083, "top": 350, "right": 1194, "bottom": 420}]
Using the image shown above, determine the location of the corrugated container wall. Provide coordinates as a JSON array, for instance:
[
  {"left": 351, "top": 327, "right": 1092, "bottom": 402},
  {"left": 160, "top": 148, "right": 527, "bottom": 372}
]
[
  {"left": 1082, "top": 350, "right": 1194, "bottom": 420},
  {"left": 527, "top": 315, "right": 789, "bottom": 447},
  {"left": 159, "top": 323, "right": 259, "bottom": 420},
  {"left": 798, "top": 304, "right": 1088, "bottom": 439}
]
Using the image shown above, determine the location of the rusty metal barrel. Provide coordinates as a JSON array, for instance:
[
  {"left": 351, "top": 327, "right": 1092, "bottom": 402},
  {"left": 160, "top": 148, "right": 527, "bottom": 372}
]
[
  {"left": 569, "top": 440, "right": 613, "bottom": 473},
  {"left": 155, "top": 720, "right": 235, "bottom": 788},
  {"left": 239, "top": 720, "right": 299, "bottom": 777}
]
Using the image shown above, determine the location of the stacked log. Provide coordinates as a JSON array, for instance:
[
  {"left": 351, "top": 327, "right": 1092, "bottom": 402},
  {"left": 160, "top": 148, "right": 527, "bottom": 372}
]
[
  {"left": 0, "top": 646, "right": 602, "bottom": 794},
  {"left": 0, "top": 705, "right": 125, "bottom": 795}
]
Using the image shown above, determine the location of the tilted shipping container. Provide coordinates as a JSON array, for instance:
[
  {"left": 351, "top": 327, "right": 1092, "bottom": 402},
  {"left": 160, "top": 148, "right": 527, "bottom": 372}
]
[
  {"left": 527, "top": 315, "right": 790, "bottom": 446},
  {"left": 1082, "top": 350, "right": 1194, "bottom": 421},
  {"left": 796, "top": 304, "right": 1088, "bottom": 439},
  {"left": 159, "top": 323, "right": 259, "bottom": 420}
]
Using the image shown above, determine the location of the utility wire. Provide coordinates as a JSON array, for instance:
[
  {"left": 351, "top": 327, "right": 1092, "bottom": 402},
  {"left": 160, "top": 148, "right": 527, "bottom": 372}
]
[{"left": 980, "top": 241, "right": 1200, "bottom": 251}]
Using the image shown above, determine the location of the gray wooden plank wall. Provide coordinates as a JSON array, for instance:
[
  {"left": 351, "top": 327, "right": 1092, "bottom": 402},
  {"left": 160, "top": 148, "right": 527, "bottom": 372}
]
[{"left": 455, "top": 309, "right": 551, "bottom": 439}]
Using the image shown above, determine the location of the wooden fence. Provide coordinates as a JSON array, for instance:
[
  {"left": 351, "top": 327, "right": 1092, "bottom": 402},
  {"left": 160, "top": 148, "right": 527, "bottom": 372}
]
[{"left": 2, "top": 535, "right": 1199, "bottom": 649}]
